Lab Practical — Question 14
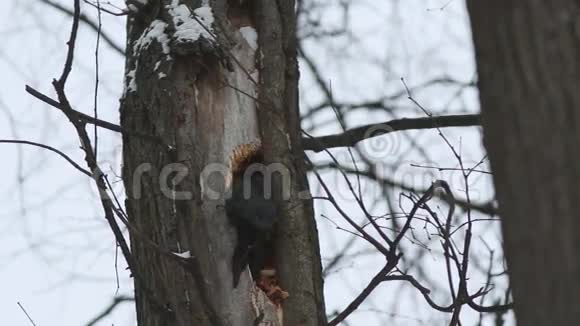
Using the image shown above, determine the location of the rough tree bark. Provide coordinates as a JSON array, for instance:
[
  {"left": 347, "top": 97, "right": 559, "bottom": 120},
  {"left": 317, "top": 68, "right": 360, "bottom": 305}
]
[
  {"left": 119, "top": 0, "right": 326, "bottom": 325},
  {"left": 467, "top": 2, "right": 580, "bottom": 325}
]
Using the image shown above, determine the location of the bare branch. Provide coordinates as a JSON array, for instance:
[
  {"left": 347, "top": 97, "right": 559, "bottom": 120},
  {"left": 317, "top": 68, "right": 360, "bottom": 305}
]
[
  {"left": 313, "top": 162, "right": 497, "bottom": 216},
  {"left": 85, "top": 295, "right": 134, "bottom": 326},
  {"left": 17, "top": 302, "right": 37, "bottom": 326},
  {"left": 38, "top": 0, "right": 125, "bottom": 56},
  {"left": 328, "top": 263, "right": 394, "bottom": 326},
  {"left": 25, "top": 85, "right": 166, "bottom": 146},
  {"left": 302, "top": 114, "right": 480, "bottom": 152},
  {"left": 0, "top": 139, "right": 91, "bottom": 176}
]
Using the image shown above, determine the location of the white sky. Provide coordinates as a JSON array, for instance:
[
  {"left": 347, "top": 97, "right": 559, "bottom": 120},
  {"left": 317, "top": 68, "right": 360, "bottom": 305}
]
[{"left": 0, "top": 0, "right": 513, "bottom": 325}]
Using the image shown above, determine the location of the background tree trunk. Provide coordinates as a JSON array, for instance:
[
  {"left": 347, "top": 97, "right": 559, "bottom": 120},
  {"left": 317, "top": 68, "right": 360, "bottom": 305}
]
[
  {"left": 120, "top": 1, "right": 326, "bottom": 325},
  {"left": 467, "top": 2, "right": 580, "bottom": 325}
]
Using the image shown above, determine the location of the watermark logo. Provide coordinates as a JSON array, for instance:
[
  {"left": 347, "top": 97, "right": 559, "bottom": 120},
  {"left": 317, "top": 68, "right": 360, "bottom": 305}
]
[{"left": 359, "top": 124, "right": 401, "bottom": 160}]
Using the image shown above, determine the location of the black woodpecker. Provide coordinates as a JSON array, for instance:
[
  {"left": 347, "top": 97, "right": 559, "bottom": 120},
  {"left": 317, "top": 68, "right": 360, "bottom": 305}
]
[{"left": 225, "top": 142, "right": 278, "bottom": 288}]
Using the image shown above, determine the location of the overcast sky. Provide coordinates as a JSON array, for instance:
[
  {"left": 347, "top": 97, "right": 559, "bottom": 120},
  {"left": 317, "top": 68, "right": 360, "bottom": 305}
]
[{"left": 0, "top": 1, "right": 512, "bottom": 325}]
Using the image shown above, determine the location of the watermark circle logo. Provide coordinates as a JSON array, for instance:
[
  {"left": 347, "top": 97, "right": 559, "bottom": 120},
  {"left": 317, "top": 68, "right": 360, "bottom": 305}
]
[{"left": 359, "top": 124, "right": 401, "bottom": 160}]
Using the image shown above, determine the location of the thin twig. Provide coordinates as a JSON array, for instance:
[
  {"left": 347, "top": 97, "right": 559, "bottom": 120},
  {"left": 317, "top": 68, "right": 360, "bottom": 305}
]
[
  {"left": 85, "top": 296, "right": 134, "bottom": 326},
  {"left": 25, "top": 85, "right": 166, "bottom": 146},
  {"left": 38, "top": 0, "right": 125, "bottom": 56},
  {"left": 92, "top": 0, "right": 102, "bottom": 160},
  {"left": 17, "top": 302, "right": 37, "bottom": 326},
  {"left": 84, "top": 0, "right": 128, "bottom": 16},
  {"left": 0, "top": 140, "right": 91, "bottom": 176},
  {"left": 328, "top": 263, "right": 395, "bottom": 326}
]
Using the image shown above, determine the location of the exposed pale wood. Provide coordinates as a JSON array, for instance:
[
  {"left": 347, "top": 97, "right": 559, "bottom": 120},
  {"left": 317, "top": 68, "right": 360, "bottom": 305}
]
[
  {"left": 120, "top": 1, "right": 273, "bottom": 325},
  {"left": 121, "top": 1, "right": 324, "bottom": 325}
]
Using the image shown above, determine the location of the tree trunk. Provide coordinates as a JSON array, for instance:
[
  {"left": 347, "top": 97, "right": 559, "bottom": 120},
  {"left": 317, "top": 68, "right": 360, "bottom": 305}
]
[
  {"left": 254, "top": 2, "right": 327, "bottom": 325},
  {"left": 467, "top": 2, "right": 580, "bottom": 325},
  {"left": 119, "top": 1, "right": 326, "bottom": 325}
]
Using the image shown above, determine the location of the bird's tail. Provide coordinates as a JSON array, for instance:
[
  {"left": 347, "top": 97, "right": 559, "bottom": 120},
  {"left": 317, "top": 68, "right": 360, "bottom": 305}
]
[{"left": 232, "top": 243, "right": 251, "bottom": 287}]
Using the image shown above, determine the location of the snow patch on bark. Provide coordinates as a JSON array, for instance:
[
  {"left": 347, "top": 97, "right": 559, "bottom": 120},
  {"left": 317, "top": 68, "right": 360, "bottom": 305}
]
[
  {"left": 173, "top": 251, "right": 191, "bottom": 259},
  {"left": 167, "top": 0, "right": 214, "bottom": 43},
  {"left": 125, "top": 68, "right": 137, "bottom": 93},
  {"left": 133, "top": 20, "right": 171, "bottom": 55},
  {"left": 125, "top": 20, "right": 171, "bottom": 93}
]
